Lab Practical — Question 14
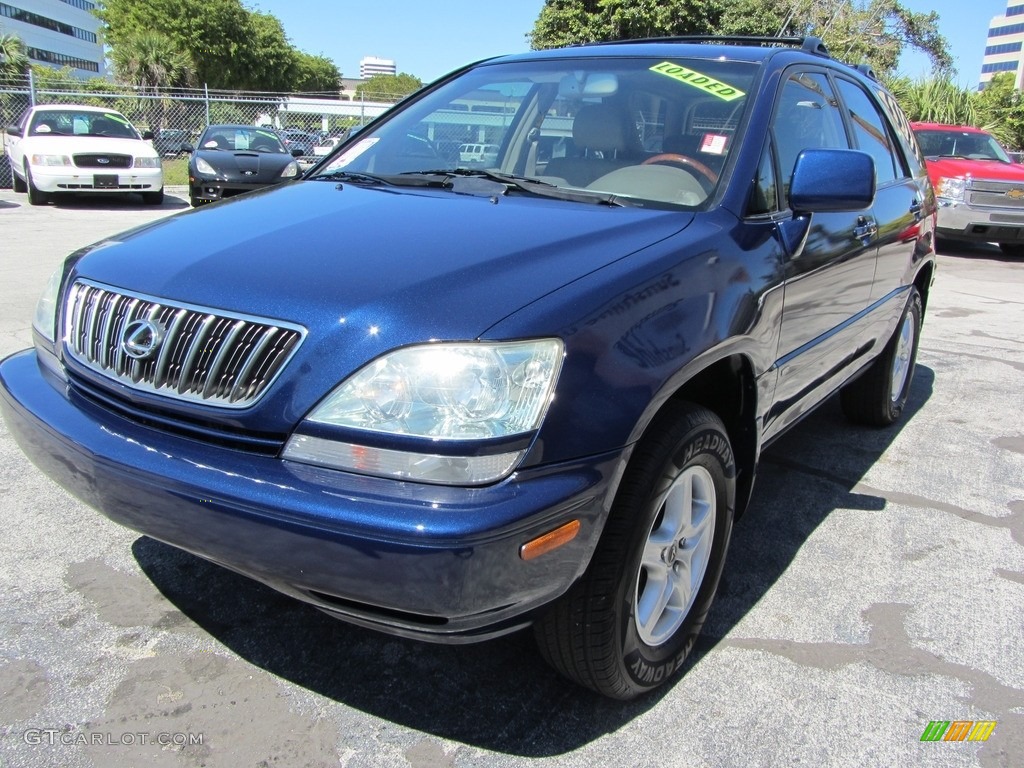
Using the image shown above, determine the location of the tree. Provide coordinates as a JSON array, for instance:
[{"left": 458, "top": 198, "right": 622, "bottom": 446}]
[
  {"left": 355, "top": 73, "right": 423, "bottom": 102},
  {"left": 884, "top": 76, "right": 979, "bottom": 127},
  {"left": 98, "top": 0, "right": 250, "bottom": 89},
  {"left": 529, "top": 0, "right": 950, "bottom": 79},
  {"left": 97, "top": 0, "right": 339, "bottom": 93},
  {"left": 0, "top": 30, "right": 29, "bottom": 78},
  {"left": 976, "top": 73, "right": 1024, "bottom": 149},
  {"left": 110, "top": 30, "right": 193, "bottom": 131},
  {"left": 292, "top": 52, "right": 342, "bottom": 96},
  {"left": 238, "top": 12, "right": 296, "bottom": 92}
]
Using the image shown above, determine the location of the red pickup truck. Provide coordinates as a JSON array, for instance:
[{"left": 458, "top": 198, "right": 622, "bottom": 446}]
[{"left": 911, "top": 122, "right": 1024, "bottom": 256}]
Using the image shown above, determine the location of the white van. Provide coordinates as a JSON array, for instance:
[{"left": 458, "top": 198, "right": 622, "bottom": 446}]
[{"left": 458, "top": 143, "right": 499, "bottom": 164}]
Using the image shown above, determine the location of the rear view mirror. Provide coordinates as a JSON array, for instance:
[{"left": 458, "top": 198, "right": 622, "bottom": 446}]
[{"left": 558, "top": 73, "right": 619, "bottom": 98}]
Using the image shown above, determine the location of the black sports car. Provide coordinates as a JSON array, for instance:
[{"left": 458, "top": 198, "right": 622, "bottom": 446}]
[{"left": 187, "top": 124, "right": 301, "bottom": 206}]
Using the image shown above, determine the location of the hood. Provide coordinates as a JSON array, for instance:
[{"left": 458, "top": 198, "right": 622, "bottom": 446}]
[
  {"left": 194, "top": 149, "right": 295, "bottom": 178},
  {"left": 67, "top": 179, "right": 693, "bottom": 428},
  {"left": 24, "top": 135, "right": 156, "bottom": 158},
  {"left": 924, "top": 156, "right": 1024, "bottom": 182}
]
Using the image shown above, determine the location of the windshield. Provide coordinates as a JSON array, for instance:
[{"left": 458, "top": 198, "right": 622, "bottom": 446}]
[
  {"left": 314, "top": 57, "right": 758, "bottom": 209},
  {"left": 915, "top": 129, "right": 1011, "bottom": 162},
  {"left": 198, "top": 126, "right": 288, "bottom": 153},
  {"left": 29, "top": 110, "right": 142, "bottom": 139}
]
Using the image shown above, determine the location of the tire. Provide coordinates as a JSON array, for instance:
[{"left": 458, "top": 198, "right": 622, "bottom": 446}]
[
  {"left": 998, "top": 243, "right": 1024, "bottom": 257},
  {"left": 534, "top": 402, "right": 736, "bottom": 699},
  {"left": 142, "top": 189, "right": 164, "bottom": 206},
  {"left": 841, "top": 286, "right": 922, "bottom": 426},
  {"left": 13, "top": 170, "right": 27, "bottom": 193},
  {"left": 25, "top": 164, "right": 48, "bottom": 206}
]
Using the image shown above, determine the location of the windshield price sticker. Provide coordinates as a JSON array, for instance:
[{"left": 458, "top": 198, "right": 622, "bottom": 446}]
[{"left": 650, "top": 62, "right": 745, "bottom": 101}]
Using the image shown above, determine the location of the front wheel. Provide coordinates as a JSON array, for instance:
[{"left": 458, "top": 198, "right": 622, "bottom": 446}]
[
  {"left": 25, "top": 164, "right": 48, "bottom": 206},
  {"left": 13, "top": 169, "right": 27, "bottom": 193},
  {"left": 998, "top": 243, "right": 1024, "bottom": 257},
  {"left": 534, "top": 402, "right": 735, "bottom": 699},
  {"left": 142, "top": 189, "right": 164, "bottom": 206},
  {"left": 841, "top": 286, "right": 922, "bottom": 426}
]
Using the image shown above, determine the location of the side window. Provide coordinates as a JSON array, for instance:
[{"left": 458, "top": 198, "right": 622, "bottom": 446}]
[
  {"left": 772, "top": 72, "right": 848, "bottom": 201},
  {"left": 835, "top": 77, "right": 902, "bottom": 185}
]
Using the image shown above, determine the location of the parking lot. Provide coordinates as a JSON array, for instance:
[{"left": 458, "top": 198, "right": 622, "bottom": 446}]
[{"left": 0, "top": 188, "right": 1021, "bottom": 768}]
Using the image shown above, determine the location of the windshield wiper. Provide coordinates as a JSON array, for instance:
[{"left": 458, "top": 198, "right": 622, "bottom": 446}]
[
  {"left": 400, "top": 168, "right": 631, "bottom": 206},
  {"left": 306, "top": 169, "right": 398, "bottom": 185}
]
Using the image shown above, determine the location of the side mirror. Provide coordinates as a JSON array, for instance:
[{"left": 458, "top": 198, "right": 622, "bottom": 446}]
[
  {"left": 790, "top": 149, "right": 875, "bottom": 212},
  {"left": 182, "top": 143, "right": 195, "bottom": 154},
  {"left": 6, "top": 125, "right": 23, "bottom": 137},
  {"left": 291, "top": 148, "right": 303, "bottom": 157},
  {"left": 142, "top": 130, "right": 154, "bottom": 140}
]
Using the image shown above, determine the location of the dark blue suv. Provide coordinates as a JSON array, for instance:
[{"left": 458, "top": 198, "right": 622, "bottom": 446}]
[{"left": 0, "top": 36, "right": 936, "bottom": 699}]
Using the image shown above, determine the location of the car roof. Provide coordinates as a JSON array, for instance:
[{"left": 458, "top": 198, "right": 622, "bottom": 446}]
[
  {"left": 33, "top": 104, "right": 125, "bottom": 115},
  {"left": 482, "top": 35, "right": 844, "bottom": 68},
  {"left": 910, "top": 122, "right": 989, "bottom": 134}
]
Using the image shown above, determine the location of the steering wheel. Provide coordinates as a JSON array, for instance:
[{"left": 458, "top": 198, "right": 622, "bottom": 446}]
[{"left": 642, "top": 153, "right": 718, "bottom": 184}]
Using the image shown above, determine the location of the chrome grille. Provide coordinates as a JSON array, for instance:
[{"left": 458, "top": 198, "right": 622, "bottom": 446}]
[
  {"left": 73, "top": 153, "right": 133, "bottom": 168},
  {"left": 63, "top": 280, "right": 305, "bottom": 408},
  {"left": 968, "top": 179, "right": 1024, "bottom": 209}
]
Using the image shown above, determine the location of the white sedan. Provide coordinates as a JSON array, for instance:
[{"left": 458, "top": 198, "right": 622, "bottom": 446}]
[{"left": 4, "top": 104, "right": 164, "bottom": 206}]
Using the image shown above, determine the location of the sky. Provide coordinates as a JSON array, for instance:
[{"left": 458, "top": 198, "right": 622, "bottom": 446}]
[{"left": 246, "top": 0, "right": 1008, "bottom": 88}]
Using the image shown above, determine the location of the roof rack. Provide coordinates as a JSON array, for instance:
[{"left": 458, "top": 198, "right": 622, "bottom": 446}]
[
  {"left": 589, "top": 35, "right": 831, "bottom": 58},
  {"left": 856, "top": 62, "right": 878, "bottom": 81}
]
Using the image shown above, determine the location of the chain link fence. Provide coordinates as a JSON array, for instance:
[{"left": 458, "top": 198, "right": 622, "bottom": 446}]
[{"left": 0, "top": 73, "right": 400, "bottom": 188}]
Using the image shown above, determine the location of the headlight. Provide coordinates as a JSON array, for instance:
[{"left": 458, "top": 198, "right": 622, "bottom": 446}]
[
  {"left": 31, "top": 154, "right": 71, "bottom": 166},
  {"left": 133, "top": 156, "right": 161, "bottom": 168},
  {"left": 195, "top": 157, "right": 216, "bottom": 175},
  {"left": 282, "top": 339, "right": 564, "bottom": 485},
  {"left": 280, "top": 159, "right": 299, "bottom": 178},
  {"left": 33, "top": 266, "right": 64, "bottom": 344},
  {"left": 936, "top": 176, "right": 966, "bottom": 202}
]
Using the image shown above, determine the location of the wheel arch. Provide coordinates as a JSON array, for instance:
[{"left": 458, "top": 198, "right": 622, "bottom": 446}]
[
  {"left": 913, "top": 260, "right": 935, "bottom": 316},
  {"left": 628, "top": 353, "right": 760, "bottom": 519}
]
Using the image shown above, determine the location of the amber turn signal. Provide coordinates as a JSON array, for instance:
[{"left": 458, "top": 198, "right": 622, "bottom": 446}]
[{"left": 519, "top": 519, "right": 581, "bottom": 561}]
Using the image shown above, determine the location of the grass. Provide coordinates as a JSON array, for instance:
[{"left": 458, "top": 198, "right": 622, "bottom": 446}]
[{"left": 162, "top": 157, "right": 189, "bottom": 186}]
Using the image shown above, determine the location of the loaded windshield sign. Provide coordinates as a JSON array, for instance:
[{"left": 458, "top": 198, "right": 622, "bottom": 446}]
[{"left": 650, "top": 62, "right": 746, "bottom": 101}]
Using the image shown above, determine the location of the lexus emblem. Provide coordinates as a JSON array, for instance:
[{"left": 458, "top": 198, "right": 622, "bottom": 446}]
[{"left": 121, "top": 319, "right": 163, "bottom": 359}]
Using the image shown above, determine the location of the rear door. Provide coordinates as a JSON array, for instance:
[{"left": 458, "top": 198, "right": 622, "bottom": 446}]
[
  {"left": 768, "top": 70, "right": 878, "bottom": 433},
  {"left": 832, "top": 77, "right": 929, "bottom": 305}
]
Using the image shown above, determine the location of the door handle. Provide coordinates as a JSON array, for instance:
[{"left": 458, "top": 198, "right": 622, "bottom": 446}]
[{"left": 853, "top": 216, "right": 878, "bottom": 242}]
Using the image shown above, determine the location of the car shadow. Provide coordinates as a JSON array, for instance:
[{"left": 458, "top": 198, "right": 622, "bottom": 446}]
[
  {"left": 132, "top": 366, "right": 934, "bottom": 756},
  {"left": 936, "top": 239, "right": 1021, "bottom": 262},
  {"left": 41, "top": 192, "right": 190, "bottom": 211}
]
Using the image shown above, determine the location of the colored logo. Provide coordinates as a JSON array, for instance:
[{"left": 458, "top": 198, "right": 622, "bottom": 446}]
[
  {"left": 921, "top": 720, "right": 996, "bottom": 742},
  {"left": 121, "top": 319, "right": 163, "bottom": 360},
  {"left": 1005, "top": 188, "right": 1024, "bottom": 200}
]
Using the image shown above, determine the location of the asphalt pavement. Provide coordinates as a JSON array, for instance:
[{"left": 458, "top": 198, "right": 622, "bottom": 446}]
[{"left": 0, "top": 188, "right": 1021, "bottom": 768}]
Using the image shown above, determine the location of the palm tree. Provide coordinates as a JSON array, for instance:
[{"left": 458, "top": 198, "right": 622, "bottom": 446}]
[
  {"left": 0, "top": 30, "right": 30, "bottom": 79},
  {"left": 888, "top": 76, "right": 982, "bottom": 127},
  {"left": 110, "top": 31, "right": 193, "bottom": 133}
]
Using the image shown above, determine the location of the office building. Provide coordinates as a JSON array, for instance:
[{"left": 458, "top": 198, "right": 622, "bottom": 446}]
[
  {"left": 981, "top": 2, "right": 1024, "bottom": 89},
  {"left": 0, "top": 0, "right": 105, "bottom": 78},
  {"left": 359, "top": 56, "right": 396, "bottom": 79}
]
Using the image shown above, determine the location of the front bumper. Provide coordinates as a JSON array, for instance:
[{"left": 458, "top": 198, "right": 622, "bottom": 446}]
[
  {"left": 30, "top": 164, "right": 163, "bottom": 194},
  {"left": 935, "top": 199, "right": 1024, "bottom": 244},
  {"left": 189, "top": 178, "right": 286, "bottom": 202},
  {"left": 0, "top": 350, "right": 619, "bottom": 642}
]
